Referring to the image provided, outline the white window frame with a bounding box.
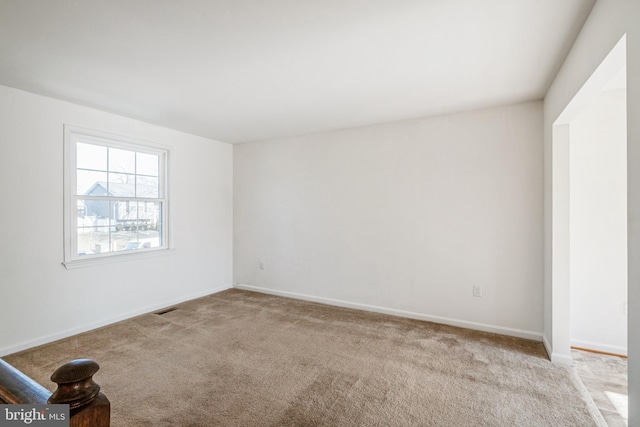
[63,125,170,269]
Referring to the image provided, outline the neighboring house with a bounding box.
[82,181,159,230]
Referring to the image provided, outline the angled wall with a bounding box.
[543,0,640,423]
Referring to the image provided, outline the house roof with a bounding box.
[85,182,158,198]
[0,0,595,143]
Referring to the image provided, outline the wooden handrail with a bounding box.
[0,358,110,427]
[0,358,50,404]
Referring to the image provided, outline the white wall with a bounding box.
[570,88,627,355]
[0,85,233,356]
[543,0,640,423]
[235,101,544,338]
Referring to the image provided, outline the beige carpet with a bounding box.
[5,289,597,426]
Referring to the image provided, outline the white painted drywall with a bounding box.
[543,0,640,423]
[548,123,572,365]
[234,101,544,337]
[0,85,233,356]
[570,88,627,355]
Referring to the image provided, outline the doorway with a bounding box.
[569,65,627,356]
[552,33,627,362]
[552,33,628,423]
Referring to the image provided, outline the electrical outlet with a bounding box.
[473,285,483,297]
[259,261,265,270]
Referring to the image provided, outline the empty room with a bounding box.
[0,1,638,426]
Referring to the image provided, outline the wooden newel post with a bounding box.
[48,359,110,427]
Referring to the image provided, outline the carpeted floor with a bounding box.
[5,289,598,426]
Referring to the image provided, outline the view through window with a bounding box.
[64,126,168,264]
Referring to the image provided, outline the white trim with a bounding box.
[63,124,172,153]
[571,339,628,357]
[550,34,628,371]
[554,35,627,125]
[542,334,552,359]
[544,331,573,366]
[0,284,232,357]
[550,352,574,366]
[234,284,543,342]
[541,335,581,367]
[542,334,574,366]
[62,247,174,269]
[63,124,171,265]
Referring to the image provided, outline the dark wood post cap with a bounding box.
[48,359,101,409]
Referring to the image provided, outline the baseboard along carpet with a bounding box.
[4,289,598,426]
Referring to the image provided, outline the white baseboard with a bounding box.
[542,335,553,360]
[541,335,576,366]
[571,339,627,356]
[234,284,543,342]
[542,334,573,366]
[550,352,574,366]
[0,284,232,357]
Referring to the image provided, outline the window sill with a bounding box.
[62,247,174,269]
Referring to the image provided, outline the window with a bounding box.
[64,125,169,267]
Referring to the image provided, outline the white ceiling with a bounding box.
[0,0,595,143]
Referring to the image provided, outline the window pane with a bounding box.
[139,201,161,231]
[77,143,107,171]
[108,174,135,196]
[77,226,110,256]
[65,126,169,263]
[79,199,110,221]
[77,170,107,195]
[137,152,159,176]
[112,227,138,252]
[114,200,138,229]
[109,147,135,173]
[136,176,159,198]
[112,201,162,252]
[76,199,111,255]
[154,202,163,238]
